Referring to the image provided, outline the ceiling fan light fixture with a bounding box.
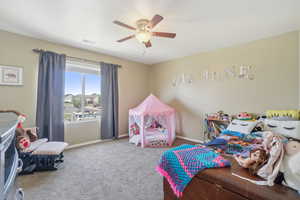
[135,31,152,43]
[114,14,176,47]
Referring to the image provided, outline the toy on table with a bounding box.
[234,148,268,175]
[204,111,231,141]
[206,110,230,121]
[266,110,300,120]
[237,112,253,120]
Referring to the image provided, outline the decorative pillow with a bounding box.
[226,119,258,135]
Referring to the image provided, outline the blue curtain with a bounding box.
[100,62,119,139]
[36,51,66,141]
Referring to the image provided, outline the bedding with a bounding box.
[156,144,230,197]
[205,131,264,155]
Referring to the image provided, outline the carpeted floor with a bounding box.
[18,138,189,200]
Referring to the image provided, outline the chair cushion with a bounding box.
[24,138,48,153]
[32,142,68,155]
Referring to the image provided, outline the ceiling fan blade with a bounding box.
[152,32,176,38]
[113,20,136,30]
[117,35,135,42]
[144,41,152,48]
[148,15,164,28]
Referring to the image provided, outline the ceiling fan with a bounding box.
[113,14,176,48]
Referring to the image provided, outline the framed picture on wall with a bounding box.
[0,65,23,86]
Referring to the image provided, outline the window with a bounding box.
[64,61,101,122]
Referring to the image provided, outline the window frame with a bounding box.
[64,60,101,122]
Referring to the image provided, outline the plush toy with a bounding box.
[18,137,30,149]
[0,110,38,150]
[130,123,140,135]
[149,120,162,129]
[234,148,268,175]
[24,127,38,142]
[237,112,252,120]
[15,127,39,150]
[280,140,300,193]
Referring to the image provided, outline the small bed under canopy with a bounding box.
[129,94,176,147]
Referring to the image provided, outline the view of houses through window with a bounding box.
[64,63,101,122]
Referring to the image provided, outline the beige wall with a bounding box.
[299,31,300,108]
[0,30,150,140]
[150,31,299,141]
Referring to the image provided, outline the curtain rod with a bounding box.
[32,49,121,68]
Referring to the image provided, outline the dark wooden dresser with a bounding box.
[164,156,300,200]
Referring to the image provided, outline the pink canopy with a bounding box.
[129,94,175,116]
[129,94,176,148]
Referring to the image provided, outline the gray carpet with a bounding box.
[18,139,174,200]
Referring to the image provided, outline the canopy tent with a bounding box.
[129,94,176,147]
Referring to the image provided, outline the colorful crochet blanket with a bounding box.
[156,144,231,197]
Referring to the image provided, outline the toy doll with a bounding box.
[234,148,268,175]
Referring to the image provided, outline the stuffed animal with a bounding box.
[15,127,38,150]
[24,127,38,142]
[234,148,268,175]
[237,112,252,120]
[280,140,300,193]
[130,123,140,135]
[18,137,30,149]
[0,110,38,150]
[149,120,162,129]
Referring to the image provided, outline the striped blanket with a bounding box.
[156,144,231,197]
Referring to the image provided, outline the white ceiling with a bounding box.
[0,0,299,65]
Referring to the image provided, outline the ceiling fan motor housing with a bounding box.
[136,19,150,31]
[114,14,175,47]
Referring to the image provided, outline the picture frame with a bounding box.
[0,65,23,86]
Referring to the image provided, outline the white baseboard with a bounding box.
[66,135,201,150]
[66,139,103,150]
[66,134,128,150]
[118,134,128,139]
[176,135,204,144]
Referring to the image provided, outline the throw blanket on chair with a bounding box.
[156,144,231,197]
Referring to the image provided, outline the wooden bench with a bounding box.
[163,156,300,200]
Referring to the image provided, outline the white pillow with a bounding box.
[226,119,258,134]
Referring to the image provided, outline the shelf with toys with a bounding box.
[204,111,256,142]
